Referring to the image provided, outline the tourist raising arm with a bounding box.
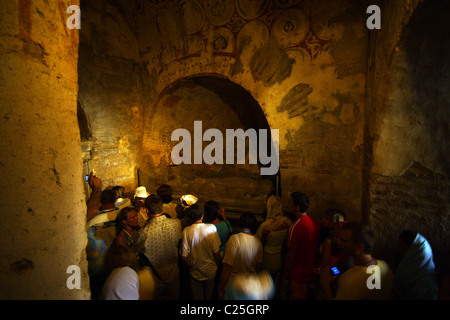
[86,172,103,223]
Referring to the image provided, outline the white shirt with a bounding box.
[182,223,221,281]
[222,232,263,278]
[100,267,139,300]
[86,208,118,229]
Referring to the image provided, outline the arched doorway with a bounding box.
[139,75,280,219]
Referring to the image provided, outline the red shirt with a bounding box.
[286,214,319,282]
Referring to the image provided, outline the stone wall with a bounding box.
[77,0,372,221]
[78,0,449,272]
[0,0,448,300]
[0,0,90,299]
[77,0,145,192]
[365,0,450,274]
[139,76,274,214]
[132,0,370,219]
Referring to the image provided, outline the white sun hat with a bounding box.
[134,186,150,199]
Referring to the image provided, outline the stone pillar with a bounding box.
[0,0,90,299]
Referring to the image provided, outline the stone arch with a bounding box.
[139,74,280,216]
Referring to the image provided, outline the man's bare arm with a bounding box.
[86,172,102,222]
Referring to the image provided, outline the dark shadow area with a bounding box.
[403,0,450,175]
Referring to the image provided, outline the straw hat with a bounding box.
[134,186,149,199]
[115,198,132,210]
[180,194,198,208]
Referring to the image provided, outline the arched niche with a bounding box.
[139,75,280,216]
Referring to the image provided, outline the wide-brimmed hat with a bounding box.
[180,194,198,208]
[134,186,149,199]
[115,197,132,210]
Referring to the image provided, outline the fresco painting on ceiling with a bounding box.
[148,0,332,68]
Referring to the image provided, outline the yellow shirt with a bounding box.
[137,267,155,300]
[138,208,149,228]
[162,202,178,219]
[335,260,394,300]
